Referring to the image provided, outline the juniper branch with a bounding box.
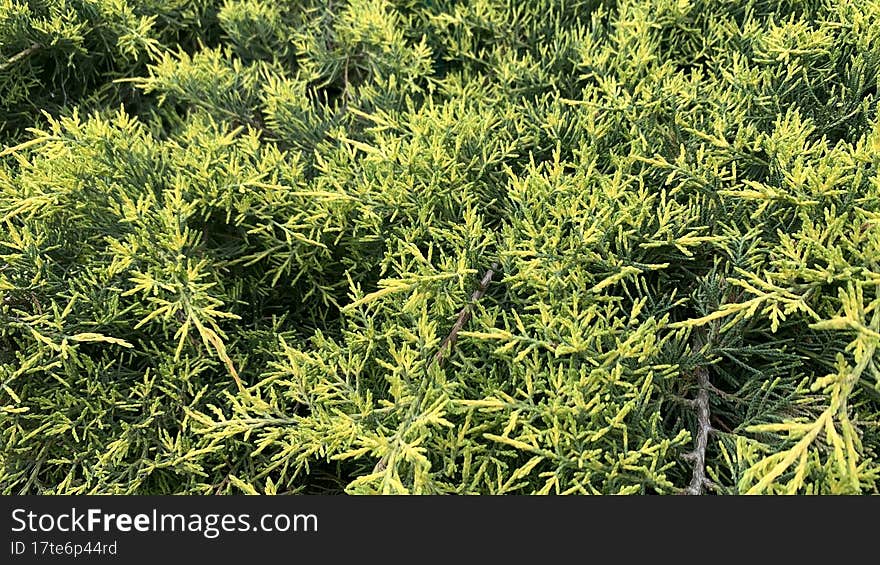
[683,365,714,495]
[5,0,877,497]
[432,262,500,367]
[682,324,716,495]
[372,261,500,476]
[0,43,40,72]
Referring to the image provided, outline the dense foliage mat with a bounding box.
[2,0,880,494]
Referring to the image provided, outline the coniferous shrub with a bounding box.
[1,0,880,494]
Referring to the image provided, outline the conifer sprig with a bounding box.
[433,262,500,367]
[2,0,880,495]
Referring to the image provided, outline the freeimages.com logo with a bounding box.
[10,508,317,539]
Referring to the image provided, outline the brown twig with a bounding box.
[341,57,352,105]
[711,414,733,434]
[682,365,714,495]
[0,43,41,72]
[432,262,500,367]
[213,458,241,495]
[213,474,231,495]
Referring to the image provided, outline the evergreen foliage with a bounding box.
[2,0,880,494]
